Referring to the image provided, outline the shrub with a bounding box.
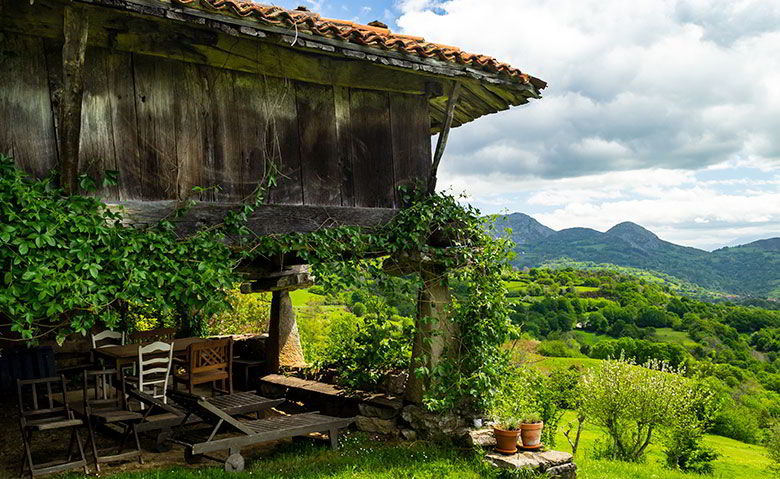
[662,380,721,473]
[319,311,413,390]
[537,339,582,358]
[711,406,761,444]
[351,302,366,317]
[208,288,270,335]
[580,357,716,463]
[766,423,780,476]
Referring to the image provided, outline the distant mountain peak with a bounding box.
[737,237,780,251]
[606,221,659,239]
[499,213,778,298]
[490,213,554,246]
[605,221,662,251]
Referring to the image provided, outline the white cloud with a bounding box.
[397,0,780,247]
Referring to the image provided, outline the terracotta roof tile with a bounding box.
[172,0,546,90]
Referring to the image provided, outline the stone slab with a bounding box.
[486,449,575,479]
[355,415,399,435]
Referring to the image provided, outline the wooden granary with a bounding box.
[0,0,544,393]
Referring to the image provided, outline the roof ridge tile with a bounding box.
[172,0,546,89]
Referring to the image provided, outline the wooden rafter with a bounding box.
[427,81,461,194]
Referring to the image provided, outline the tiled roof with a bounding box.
[173,0,546,90]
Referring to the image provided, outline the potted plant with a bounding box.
[519,412,544,449]
[492,417,521,454]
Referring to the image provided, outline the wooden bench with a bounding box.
[167,389,354,472]
[128,388,284,451]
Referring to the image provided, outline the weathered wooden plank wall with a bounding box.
[350,90,396,208]
[0,34,58,178]
[0,34,431,209]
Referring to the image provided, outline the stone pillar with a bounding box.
[405,265,457,404]
[266,289,306,374]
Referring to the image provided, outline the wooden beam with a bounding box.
[58,6,88,194]
[0,0,437,96]
[427,81,461,194]
[406,264,455,404]
[242,266,314,292]
[108,202,398,237]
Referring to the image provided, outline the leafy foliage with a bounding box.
[767,423,780,476]
[0,155,238,343]
[3,157,515,414]
[208,289,270,335]
[580,357,719,464]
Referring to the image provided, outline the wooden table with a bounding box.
[92,337,206,371]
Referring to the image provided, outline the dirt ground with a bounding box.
[0,394,313,478]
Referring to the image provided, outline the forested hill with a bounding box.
[492,213,780,299]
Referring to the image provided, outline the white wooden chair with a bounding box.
[125,341,173,408]
[91,330,134,375]
[91,330,125,349]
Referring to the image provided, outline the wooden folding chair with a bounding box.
[124,341,174,408]
[82,369,144,472]
[16,376,89,478]
[168,389,353,472]
[173,338,233,396]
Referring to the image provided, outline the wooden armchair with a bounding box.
[16,376,89,478]
[173,338,233,396]
[82,369,144,472]
[129,328,176,343]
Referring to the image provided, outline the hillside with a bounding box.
[494,215,780,299]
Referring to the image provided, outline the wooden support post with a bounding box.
[405,265,456,404]
[266,290,306,374]
[59,6,89,195]
[427,81,461,195]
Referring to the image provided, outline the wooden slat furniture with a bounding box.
[168,390,354,472]
[91,330,125,349]
[92,337,205,372]
[124,341,174,407]
[127,388,284,451]
[16,375,89,478]
[129,328,176,343]
[82,369,144,472]
[173,338,234,395]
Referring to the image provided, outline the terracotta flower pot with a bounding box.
[520,421,544,448]
[493,427,520,454]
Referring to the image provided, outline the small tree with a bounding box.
[767,423,780,477]
[662,378,721,473]
[580,356,709,462]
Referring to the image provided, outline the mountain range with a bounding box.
[492,213,780,299]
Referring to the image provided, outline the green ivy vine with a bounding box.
[1,153,517,414]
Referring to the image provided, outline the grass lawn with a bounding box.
[652,327,698,348]
[76,433,501,479]
[572,330,608,346]
[574,286,600,293]
[554,410,773,479]
[62,415,771,479]
[530,355,602,372]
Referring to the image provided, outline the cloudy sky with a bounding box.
[274,0,780,250]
